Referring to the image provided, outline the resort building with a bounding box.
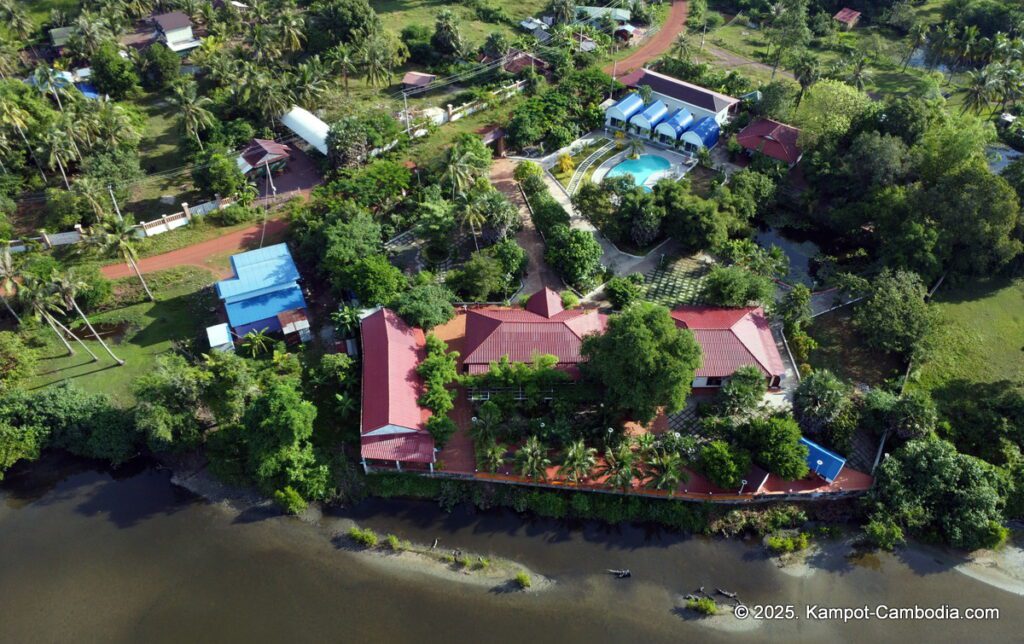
[736,118,802,166]
[669,306,786,390]
[605,68,739,152]
[152,12,201,53]
[461,288,608,377]
[215,243,310,340]
[359,308,436,471]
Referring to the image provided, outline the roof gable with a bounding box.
[525,287,563,317]
[736,119,801,164]
[154,11,192,31]
[671,306,785,378]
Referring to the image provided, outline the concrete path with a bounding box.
[490,159,563,294]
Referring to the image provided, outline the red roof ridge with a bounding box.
[525,287,564,318]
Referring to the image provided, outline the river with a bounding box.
[1,456,1021,643]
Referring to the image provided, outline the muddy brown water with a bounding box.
[1,455,1021,643]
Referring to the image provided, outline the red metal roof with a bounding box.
[736,118,802,165]
[359,308,434,463]
[401,71,436,87]
[240,138,290,169]
[833,7,861,24]
[671,307,785,379]
[462,289,607,373]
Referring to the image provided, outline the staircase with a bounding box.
[567,141,616,195]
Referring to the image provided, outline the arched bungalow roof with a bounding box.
[605,92,645,123]
[681,116,721,148]
[629,99,668,131]
[654,108,694,140]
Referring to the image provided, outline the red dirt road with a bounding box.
[100,218,289,279]
[604,0,689,77]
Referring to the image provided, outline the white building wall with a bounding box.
[651,91,729,125]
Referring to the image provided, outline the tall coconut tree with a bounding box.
[54,270,124,365]
[791,50,820,106]
[960,69,996,114]
[31,65,70,113]
[442,146,476,200]
[0,94,46,181]
[326,43,357,95]
[291,57,329,110]
[558,439,597,483]
[83,216,154,302]
[0,35,23,80]
[275,10,306,53]
[0,130,10,175]
[599,443,638,491]
[18,274,97,360]
[458,197,487,252]
[515,435,551,480]
[38,128,77,190]
[670,33,693,61]
[902,22,930,71]
[168,80,215,151]
[0,247,21,322]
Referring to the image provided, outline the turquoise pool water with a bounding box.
[605,154,671,189]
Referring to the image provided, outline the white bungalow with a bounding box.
[680,116,721,153]
[653,108,694,146]
[604,92,644,130]
[618,68,739,126]
[629,100,668,138]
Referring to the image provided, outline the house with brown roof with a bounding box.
[235,138,290,176]
[461,288,607,377]
[736,118,802,166]
[152,11,201,53]
[359,308,436,472]
[479,49,552,78]
[833,7,861,30]
[401,71,436,91]
[670,306,786,390]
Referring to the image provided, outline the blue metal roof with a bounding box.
[216,243,301,301]
[75,82,101,99]
[224,285,307,328]
[631,100,668,129]
[610,92,645,120]
[800,437,846,483]
[656,108,694,137]
[684,116,721,148]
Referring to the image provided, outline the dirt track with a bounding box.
[100,218,289,279]
[604,0,689,76]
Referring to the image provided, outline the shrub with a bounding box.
[700,440,751,489]
[347,526,379,547]
[604,275,643,309]
[273,486,307,515]
[426,415,457,447]
[385,534,404,551]
[209,204,258,226]
[766,531,810,554]
[863,517,905,551]
[560,290,579,308]
[514,571,532,589]
[687,597,718,615]
[702,265,775,307]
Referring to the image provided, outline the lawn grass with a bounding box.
[24,266,219,406]
[405,95,524,168]
[641,255,712,307]
[553,138,609,187]
[806,307,904,387]
[374,0,549,50]
[913,277,1024,394]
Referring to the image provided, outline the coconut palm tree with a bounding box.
[18,274,97,360]
[960,69,997,114]
[31,65,69,113]
[515,436,551,480]
[38,129,77,190]
[83,216,154,302]
[326,43,357,95]
[275,10,305,53]
[670,33,693,61]
[902,22,930,71]
[168,80,215,151]
[0,94,46,181]
[628,137,645,159]
[248,23,281,64]
[442,146,476,200]
[632,433,656,461]
[558,439,597,483]
[359,31,404,87]
[479,440,507,473]
[94,99,141,149]
[792,51,820,106]
[242,328,272,357]
[0,35,23,80]
[0,130,10,175]
[69,12,111,59]
[599,443,637,491]
[54,270,124,365]
[550,0,576,24]
[458,198,487,252]
[646,451,686,492]
[846,54,872,91]
[0,247,21,322]
[291,57,329,110]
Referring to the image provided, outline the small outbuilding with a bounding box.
[653,108,694,145]
[832,7,861,30]
[205,323,234,352]
[280,105,329,155]
[236,138,290,176]
[401,71,436,91]
[680,116,721,152]
[801,437,846,482]
[153,12,201,53]
[629,99,668,136]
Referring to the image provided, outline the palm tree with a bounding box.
[0,247,21,322]
[632,433,656,461]
[550,0,576,24]
[442,146,476,200]
[960,69,996,114]
[628,137,645,159]
[31,65,69,113]
[599,444,637,491]
[515,436,551,480]
[18,274,97,360]
[242,328,272,357]
[291,57,329,110]
[38,129,77,190]
[479,440,507,473]
[646,451,686,493]
[248,23,281,64]
[326,43,357,95]
[0,130,10,175]
[359,31,404,87]
[903,23,930,72]
[275,10,305,53]
[791,51,820,106]
[0,94,46,181]
[670,33,693,61]
[84,216,154,302]
[0,35,23,80]
[846,54,872,91]
[168,81,214,151]
[94,99,141,149]
[54,270,124,365]
[458,198,487,252]
[558,439,597,483]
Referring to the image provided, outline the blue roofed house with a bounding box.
[800,437,846,483]
[680,116,721,153]
[215,243,311,341]
[653,108,694,145]
[629,99,668,137]
[605,92,645,130]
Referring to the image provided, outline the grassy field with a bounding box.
[405,95,524,167]
[374,0,550,48]
[807,308,904,387]
[913,277,1024,394]
[24,267,219,406]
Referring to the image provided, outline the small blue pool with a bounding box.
[605,154,671,190]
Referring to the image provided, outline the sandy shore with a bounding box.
[673,597,763,632]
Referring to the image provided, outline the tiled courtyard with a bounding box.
[641,255,712,307]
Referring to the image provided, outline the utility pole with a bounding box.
[403,91,411,136]
[108,185,124,222]
[609,60,617,100]
[259,158,276,249]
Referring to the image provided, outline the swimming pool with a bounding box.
[605,154,672,189]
